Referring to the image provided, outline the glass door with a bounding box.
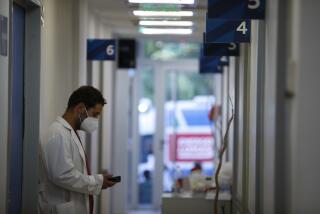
[158,61,216,198]
[132,42,217,211]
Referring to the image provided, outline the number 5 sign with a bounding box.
[87,39,116,61]
[207,0,265,20]
[206,19,251,43]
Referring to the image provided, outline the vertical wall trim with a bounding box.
[153,66,165,209]
[22,3,41,214]
[255,20,266,214]
[130,65,141,209]
[242,44,250,214]
[232,57,240,214]
[111,69,129,214]
[274,0,289,213]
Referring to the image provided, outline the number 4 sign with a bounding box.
[206,19,251,43]
[207,0,265,20]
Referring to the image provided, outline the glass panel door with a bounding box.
[134,59,217,211]
[161,63,216,194]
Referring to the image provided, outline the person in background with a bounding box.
[139,170,152,204]
[191,162,202,173]
[38,86,117,214]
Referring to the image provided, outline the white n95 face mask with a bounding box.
[80,107,99,133]
[80,117,99,133]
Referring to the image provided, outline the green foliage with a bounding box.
[141,67,155,102]
[141,40,214,102]
[144,40,200,60]
[166,72,214,101]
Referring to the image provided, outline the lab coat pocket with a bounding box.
[55,201,76,214]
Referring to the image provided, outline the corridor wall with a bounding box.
[287,0,320,213]
[230,0,320,213]
[232,0,287,213]
[39,0,86,137]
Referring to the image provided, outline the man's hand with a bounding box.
[102,173,117,189]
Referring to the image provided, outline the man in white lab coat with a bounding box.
[38,86,117,214]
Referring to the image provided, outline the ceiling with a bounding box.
[88,0,208,42]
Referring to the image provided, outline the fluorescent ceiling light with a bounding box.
[133,10,193,17]
[139,20,193,27]
[129,0,195,4]
[140,27,193,35]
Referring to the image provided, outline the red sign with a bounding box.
[169,134,214,162]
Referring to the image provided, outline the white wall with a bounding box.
[289,0,320,213]
[40,0,86,137]
[0,0,9,213]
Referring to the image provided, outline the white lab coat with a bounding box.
[38,117,103,214]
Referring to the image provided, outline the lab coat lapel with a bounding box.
[56,117,87,173]
[71,131,87,172]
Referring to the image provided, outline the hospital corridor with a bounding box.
[0,0,320,214]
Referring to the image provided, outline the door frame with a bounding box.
[7,0,41,213]
[8,3,25,214]
[131,59,199,209]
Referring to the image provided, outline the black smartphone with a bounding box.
[108,176,121,183]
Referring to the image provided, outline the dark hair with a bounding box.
[67,86,106,110]
[143,170,151,180]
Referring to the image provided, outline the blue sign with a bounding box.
[206,18,251,43]
[207,0,265,20]
[200,56,224,74]
[219,56,230,66]
[203,38,240,56]
[87,39,116,61]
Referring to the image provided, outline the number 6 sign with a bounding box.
[87,39,116,61]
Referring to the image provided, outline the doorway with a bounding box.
[8,1,41,213]
[133,58,216,210]
[8,3,25,214]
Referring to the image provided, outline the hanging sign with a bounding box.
[219,56,230,66]
[87,39,116,61]
[207,0,265,20]
[206,18,251,43]
[203,38,240,56]
[199,55,224,74]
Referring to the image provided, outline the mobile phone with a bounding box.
[108,176,121,183]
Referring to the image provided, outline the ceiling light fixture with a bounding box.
[133,10,194,17]
[140,27,193,35]
[129,0,195,4]
[139,20,193,27]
